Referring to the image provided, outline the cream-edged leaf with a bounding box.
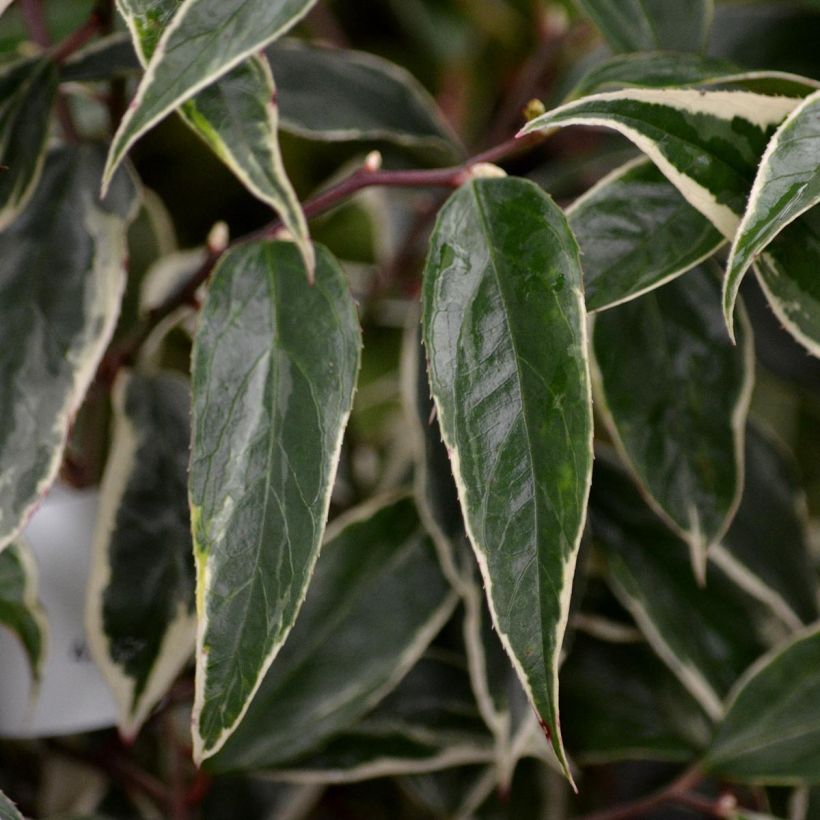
[190,241,361,763]
[104,0,319,187]
[422,177,593,786]
[0,145,139,553]
[724,90,820,336]
[86,370,195,740]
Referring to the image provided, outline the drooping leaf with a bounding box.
[86,370,195,740]
[190,241,361,763]
[590,450,770,720]
[591,263,754,577]
[568,52,819,100]
[724,90,820,335]
[576,0,713,53]
[705,626,820,784]
[263,650,494,783]
[566,157,724,311]
[0,58,58,230]
[521,89,799,238]
[711,425,818,630]
[206,495,458,773]
[422,176,593,784]
[0,145,138,553]
[60,32,141,82]
[0,791,23,820]
[560,634,712,764]
[0,540,47,685]
[118,1,312,276]
[266,40,458,157]
[104,0,319,186]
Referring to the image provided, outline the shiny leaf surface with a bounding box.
[567,158,724,311]
[592,264,754,576]
[422,176,593,783]
[0,58,57,230]
[706,626,820,783]
[521,89,799,238]
[190,241,360,762]
[576,0,713,53]
[724,90,820,336]
[0,540,47,685]
[0,791,23,820]
[0,145,138,553]
[207,496,458,773]
[266,40,458,156]
[105,0,319,186]
[86,370,195,739]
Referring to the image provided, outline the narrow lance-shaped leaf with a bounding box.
[576,0,713,53]
[591,264,754,578]
[206,495,458,774]
[711,424,818,630]
[566,157,724,311]
[567,52,819,100]
[724,90,820,337]
[521,89,799,238]
[0,58,58,230]
[705,625,820,784]
[0,790,23,820]
[0,145,139,553]
[590,451,770,720]
[104,0,319,188]
[60,32,141,82]
[190,241,361,763]
[422,176,593,785]
[118,1,312,277]
[86,370,195,740]
[266,40,459,157]
[0,541,47,686]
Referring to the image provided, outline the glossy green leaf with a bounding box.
[206,495,458,773]
[706,625,820,784]
[422,176,593,784]
[266,40,458,156]
[590,451,770,720]
[521,89,799,238]
[0,145,138,554]
[561,634,711,764]
[576,0,713,53]
[60,32,141,82]
[118,1,312,276]
[724,90,820,337]
[86,370,195,740]
[592,263,754,577]
[0,540,47,685]
[568,53,819,100]
[190,241,361,763]
[265,650,494,783]
[0,58,58,230]
[567,157,724,311]
[104,0,319,187]
[0,791,23,820]
[711,425,818,630]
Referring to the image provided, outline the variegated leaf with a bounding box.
[0,790,23,820]
[521,88,799,238]
[86,370,195,740]
[0,145,138,553]
[567,157,724,311]
[0,540,47,685]
[190,241,360,763]
[724,90,820,336]
[206,495,458,773]
[118,1,312,276]
[591,263,754,577]
[0,58,58,230]
[422,176,593,785]
[105,0,319,187]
